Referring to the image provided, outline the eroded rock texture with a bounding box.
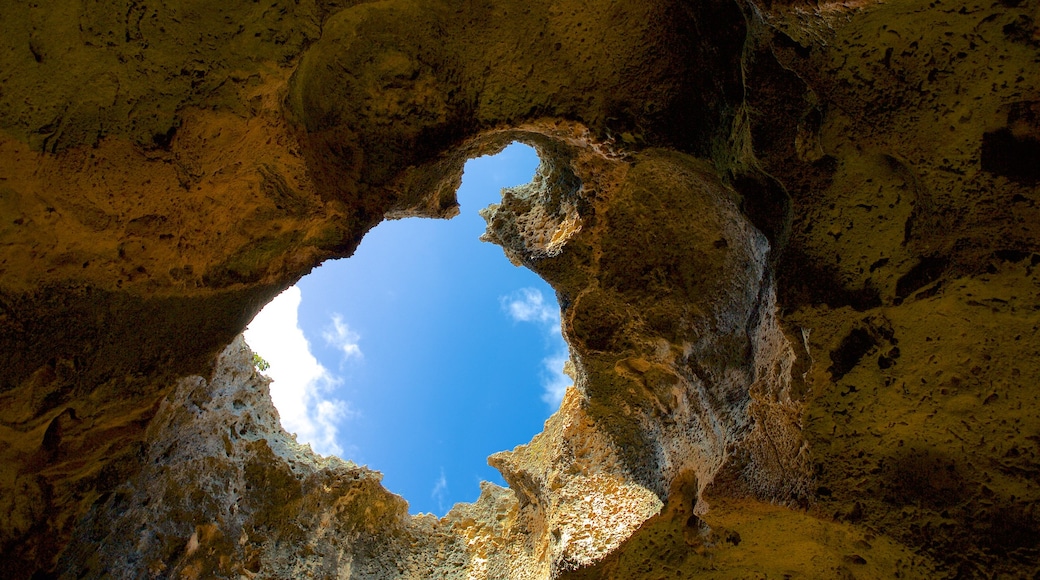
[1,0,1038,577]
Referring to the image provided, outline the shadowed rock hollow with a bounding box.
[0,0,1038,577]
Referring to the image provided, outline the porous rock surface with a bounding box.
[0,0,1038,577]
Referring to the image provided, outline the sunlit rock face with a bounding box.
[1,0,1038,577]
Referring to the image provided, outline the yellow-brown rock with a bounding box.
[0,0,1037,577]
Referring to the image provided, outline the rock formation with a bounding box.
[0,0,1037,577]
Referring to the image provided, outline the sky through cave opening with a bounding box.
[243,143,569,516]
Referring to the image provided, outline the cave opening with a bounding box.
[243,142,569,515]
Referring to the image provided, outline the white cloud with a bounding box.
[502,287,557,324]
[431,468,448,514]
[323,314,363,362]
[541,351,571,408]
[501,287,572,409]
[243,286,354,457]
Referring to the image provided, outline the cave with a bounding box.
[241,142,565,516]
[1,0,1038,578]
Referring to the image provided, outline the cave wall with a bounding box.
[751,0,1040,575]
[0,0,1038,577]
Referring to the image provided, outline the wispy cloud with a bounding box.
[541,351,572,408]
[244,286,355,457]
[323,314,362,362]
[501,287,572,409]
[431,468,448,514]
[503,287,557,324]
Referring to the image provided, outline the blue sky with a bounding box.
[243,143,569,515]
